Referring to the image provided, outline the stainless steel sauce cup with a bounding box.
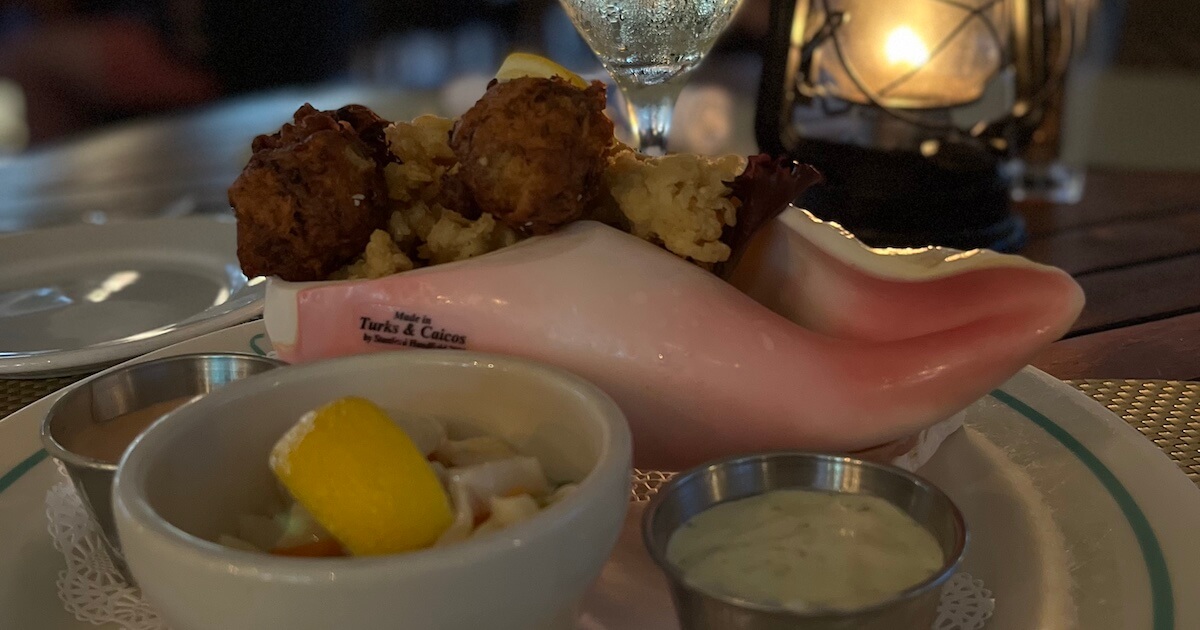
[40,352,285,582]
[642,452,967,630]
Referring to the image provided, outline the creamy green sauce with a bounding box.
[665,489,944,611]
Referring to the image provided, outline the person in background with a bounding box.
[0,0,364,147]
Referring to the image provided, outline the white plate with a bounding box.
[1,321,1198,629]
[0,217,263,377]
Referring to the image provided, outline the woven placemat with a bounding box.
[0,375,89,419]
[1069,379,1200,484]
[4,376,1198,484]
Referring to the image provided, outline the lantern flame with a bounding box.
[884,26,930,68]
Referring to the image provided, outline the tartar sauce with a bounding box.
[665,489,944,611]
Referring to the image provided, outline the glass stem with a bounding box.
[620,80,683,156]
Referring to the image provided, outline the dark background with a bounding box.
[0,0,1188,149]
[0,0,767,147]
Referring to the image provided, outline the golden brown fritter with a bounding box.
[229,104,392,282]
[449,77,614,234]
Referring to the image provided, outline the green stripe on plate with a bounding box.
[0,449,47,495]
[991,389,1174,630]
[248,333,269,357]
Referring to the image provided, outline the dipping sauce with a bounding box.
[665,489,944,611]
[63,396,196,462]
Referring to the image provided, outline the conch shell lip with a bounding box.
[775,206,1070,282]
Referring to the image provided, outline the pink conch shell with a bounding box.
[264,208,1084,470]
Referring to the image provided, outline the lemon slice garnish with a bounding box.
[495,52,588,89]
[269,396,453,556]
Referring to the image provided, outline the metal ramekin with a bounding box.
[40,352,285,582]
[642,451,967,630]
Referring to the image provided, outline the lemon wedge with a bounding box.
[495,52,588,89]
[269,396,453,556]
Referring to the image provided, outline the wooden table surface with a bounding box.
[0,82,1196,382]
[1019,170,1200,381]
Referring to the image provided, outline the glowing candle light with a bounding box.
[884,26,930,68]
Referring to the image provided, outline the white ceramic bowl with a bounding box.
[112,351,632,630]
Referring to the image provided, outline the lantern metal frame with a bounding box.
[757,0,1087,157]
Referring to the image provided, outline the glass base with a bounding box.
[1007,160,1087,205]
[617,78,683,155]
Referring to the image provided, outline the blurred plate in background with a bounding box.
[0,216,262,377]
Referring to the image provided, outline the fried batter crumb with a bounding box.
[421,210,519,265]
[331,229,416,280]
[605,149,746,264]
[383,115,458,205]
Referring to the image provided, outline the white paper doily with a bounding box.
[45,482,165,630]
[45,470,994,630]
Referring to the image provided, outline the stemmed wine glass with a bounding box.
[559,0,744,155]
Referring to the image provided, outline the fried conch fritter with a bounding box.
[449,77,614,235]
[229,104,393,282]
